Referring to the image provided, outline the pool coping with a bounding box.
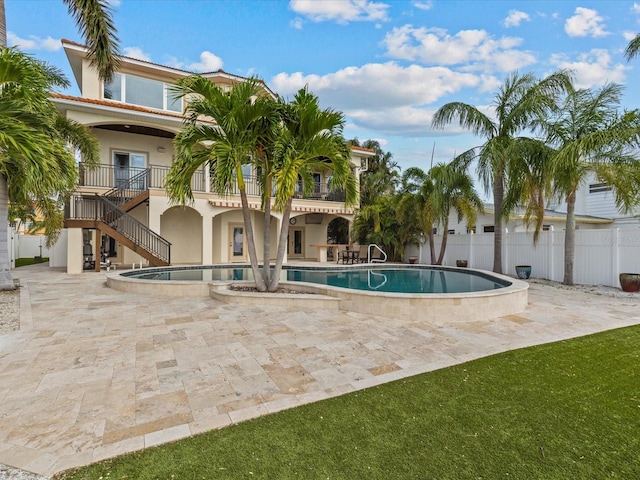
[106,265,529,322]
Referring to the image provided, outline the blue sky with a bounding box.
[8,0,640,181]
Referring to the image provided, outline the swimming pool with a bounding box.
[109,264,529,322]
[122,265,510,294]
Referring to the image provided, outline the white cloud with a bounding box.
[381,25,536,73]
[187,51,224,72]
[289,0,389,24]
[623,31,637,42]
[632,3,640,14]
[105,0,121,7]
[564,7,609,38]
[271,62,484,135]
[290,17,304,29]
[122,46,151,62]
[413,1,433,11]
[550,49,628,88]
[503,10,530,28]
[7,32,60,51]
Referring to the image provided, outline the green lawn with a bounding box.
[57,325,640,480]
[15,257,48,267]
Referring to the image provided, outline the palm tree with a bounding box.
[625,33,640,62]
[432,70,571,273]
[428,163,484,264]
[539,83,640,285]
[268,87,356,290]
[398,164,483,265]
[0,0,119,289]
[0,0,120,80]
[166,76,277,291]
[0,48,99,289]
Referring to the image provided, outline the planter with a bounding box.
[515,265,531,280]
[619,273,640,292]
[456,260,468,268]
[408,256,418,264]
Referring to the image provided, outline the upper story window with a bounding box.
[589,183,612,194]
[104,73,182,113]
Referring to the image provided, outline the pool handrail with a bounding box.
[368,244,387,263]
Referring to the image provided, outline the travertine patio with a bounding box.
[0,263,639,476]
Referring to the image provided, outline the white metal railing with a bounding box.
[368,243,387,263]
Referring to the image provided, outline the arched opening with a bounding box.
[161,206,202,264]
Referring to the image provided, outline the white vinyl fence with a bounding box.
[406,227,640,288]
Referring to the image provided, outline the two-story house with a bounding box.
[55,40,373,273]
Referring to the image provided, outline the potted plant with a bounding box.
[408,256,418,264]
[456,260,468,268]
[619,273,640,292]
[515,265,531,280]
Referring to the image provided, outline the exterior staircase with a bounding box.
[65,168,171,268]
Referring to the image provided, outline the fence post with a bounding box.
[503,228,509,274]
[548,226,554,281]
[611,227,619,287]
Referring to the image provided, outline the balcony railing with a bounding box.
[77,163,346,202]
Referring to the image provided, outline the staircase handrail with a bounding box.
[103,168,150,207]
[69,194,171,264]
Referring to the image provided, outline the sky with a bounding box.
[8,0,640,185]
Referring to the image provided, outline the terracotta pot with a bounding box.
[619,273,640,292]
[515,265,531,280]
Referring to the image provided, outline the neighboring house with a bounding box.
[54,40,373,273]
[446,172,640,235]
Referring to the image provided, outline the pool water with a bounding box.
[123,265,510,294]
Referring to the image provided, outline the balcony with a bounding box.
[77,163,346,202]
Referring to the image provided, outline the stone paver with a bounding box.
[0,264,639,476]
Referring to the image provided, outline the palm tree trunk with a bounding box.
[563,189,577,285]
[0,0,6,47]
[0,174,15,290]
[493,170,504,274]
[428,226,436,264]
[262,176,273,286]
[436,219,449,265]
[268,197,293,292]
[239,188,267,291]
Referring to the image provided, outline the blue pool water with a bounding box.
[122,265,510,294]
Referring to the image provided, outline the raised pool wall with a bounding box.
[106,267,529,322]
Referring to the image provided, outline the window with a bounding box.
[483,225,495,233]
[104,73,182,112]
[448,229,455,235]
[589,183,612,193]
[542,224,551,231]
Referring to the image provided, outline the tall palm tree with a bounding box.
[0,48,99,289]
[0,0,120,80]
[432,70,571,273]
[268,87,356,290]
[166,76,277,291]
[539,83,640,285]
[0,0,119,289]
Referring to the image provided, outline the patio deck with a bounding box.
[0,263,639,477]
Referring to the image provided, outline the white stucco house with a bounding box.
[52,40,373,273]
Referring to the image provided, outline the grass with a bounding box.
[15,257,48,267]
[57,325,640,479]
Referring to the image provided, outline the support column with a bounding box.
[67,228,83,274]
[202,214,213,265]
